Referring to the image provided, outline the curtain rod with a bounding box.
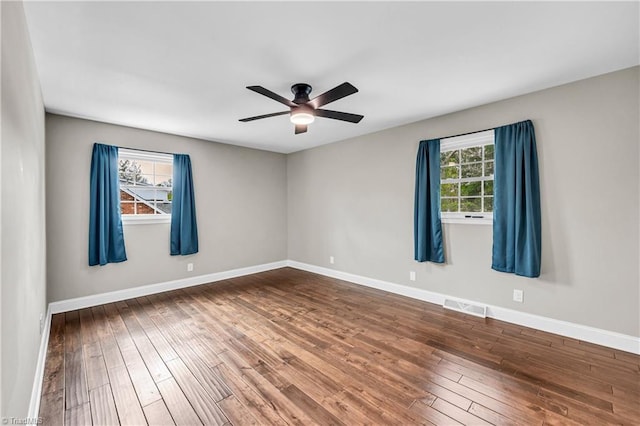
[438,126,496,141]
[116,145,175,156]
[431,119,531,141]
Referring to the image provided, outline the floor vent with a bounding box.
[443,298,487,318]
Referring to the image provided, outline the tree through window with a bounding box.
[439,130,494,222]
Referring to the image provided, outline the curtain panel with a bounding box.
[170,154,199,255]
[89,143,127,266]
[414,139,445,263]
[492,120,542,278]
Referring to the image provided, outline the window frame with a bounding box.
[440,130,494,226]
[118,148,173,225]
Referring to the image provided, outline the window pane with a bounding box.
[441,198,459,212]
[484,180,493,196]
[156,176,172,187]
[461,197,482,212]
[461,181,481,197]
[485,196,493,212]
[438,142,494,216]
[121,202,134,215]
[441,165,459,180]
[461,147,482,163]
[441,183,458,197]
[461,163,482,178]
[135,160,155,174]
[440,150,459,166]
[119,160,153,184]
[135,203,155,215]
[120,190,134,201]
[137,174,154,185]
[119,160,140,184]
[119,154,173,218]
[484,145,494,160]
[156,202,172,215]
[155,162,173,176]
[155,188,172,203]
[484,161,494,176]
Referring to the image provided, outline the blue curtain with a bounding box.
[414,139,444,263]
[89,143,127,266]
[492,120,541,277]
[171,154,199,255]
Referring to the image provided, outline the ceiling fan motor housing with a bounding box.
[291,83,313,104]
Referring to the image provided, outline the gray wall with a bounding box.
[46,115,287,302]
[288,67,640,337]
[1,1,47,417]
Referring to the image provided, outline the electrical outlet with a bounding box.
[329,256,334,264]
[409,271,416,281]
[187,263,194,272]
[513,289,524,303]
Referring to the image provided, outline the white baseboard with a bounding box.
[49,260,287,314]
[28,304,52,419]
[286,260,640,355]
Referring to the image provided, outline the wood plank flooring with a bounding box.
[39,267,640,425]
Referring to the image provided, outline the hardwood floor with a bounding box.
[39,267,640,425]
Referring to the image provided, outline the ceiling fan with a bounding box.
[239,82,363,134]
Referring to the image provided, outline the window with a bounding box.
[118,149,173,223]
[440,130,494,224]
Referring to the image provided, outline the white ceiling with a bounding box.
[23,1,639,153]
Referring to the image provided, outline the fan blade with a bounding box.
[247,86,296,107]
[239,111,289,122]
[309,82,358,108]
[315,109,364,123]
[295,124,307,134]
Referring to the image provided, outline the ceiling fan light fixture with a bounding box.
[290,110,315,125]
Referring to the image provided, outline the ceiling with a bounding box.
[23,1,639,154]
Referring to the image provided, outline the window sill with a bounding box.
[122,216,171,225]
[442,216,493,226]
